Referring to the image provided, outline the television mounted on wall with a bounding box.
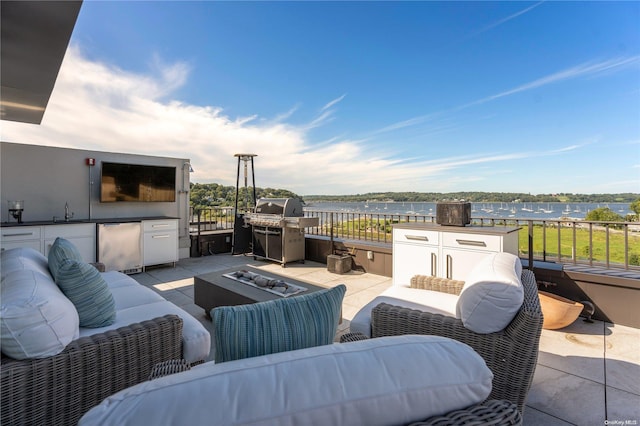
[100,162,176,202]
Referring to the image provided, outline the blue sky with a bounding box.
[3,1,639,195]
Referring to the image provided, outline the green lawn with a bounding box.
[517,225,640,266]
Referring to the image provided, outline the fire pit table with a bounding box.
[194,266,326,318]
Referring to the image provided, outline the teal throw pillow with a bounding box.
[48,237,84,280]
[212,284,346,363]
[55,259,116,328]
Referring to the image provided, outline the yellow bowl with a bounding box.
[538,291,584,330]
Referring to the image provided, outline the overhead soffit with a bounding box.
[1,1,82,124]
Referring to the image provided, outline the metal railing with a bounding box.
[189,207,639,271]
[303,210,639,271]
[188,207,236,233]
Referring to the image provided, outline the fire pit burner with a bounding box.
[223,270,308,297]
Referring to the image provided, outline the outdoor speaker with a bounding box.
[436,202,471,226]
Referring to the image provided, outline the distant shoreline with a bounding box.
[303,192,639,204]
[305,201,635,221]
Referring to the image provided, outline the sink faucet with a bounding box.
[64,202,74,222]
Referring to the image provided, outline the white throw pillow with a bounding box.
[456,252,524,334]
[1,247,50,280]
[80,335,493,426]
[1,269,79,359]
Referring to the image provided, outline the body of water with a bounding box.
[305,201,634,221]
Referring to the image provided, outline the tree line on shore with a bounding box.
[190,183,637,206]
[303,192,639,204]
[190,183,639,221]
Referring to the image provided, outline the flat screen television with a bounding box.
[100,162,176,202]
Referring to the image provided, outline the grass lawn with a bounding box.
[517,225,638,266]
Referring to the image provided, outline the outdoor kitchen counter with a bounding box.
[1,216,179,227]
[392,223,521,235]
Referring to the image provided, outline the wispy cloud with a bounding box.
[474,1,545,36]
[320,94,346,112]
[460,56,640,109]
[376,55,640,135]
[304,109,335,130]
[372,113,436,134]
[272,104,300,123]
[149,53,191,98]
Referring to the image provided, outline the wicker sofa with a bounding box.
[343,265,543,415]
[0,246,211,426]
[1,315,183,426]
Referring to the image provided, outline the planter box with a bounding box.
[327,254,352,274]
[436,202,471,226]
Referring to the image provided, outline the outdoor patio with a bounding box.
[134,254,639,425]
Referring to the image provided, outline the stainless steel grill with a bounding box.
[243,198,319,266]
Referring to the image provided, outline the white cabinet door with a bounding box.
[1,227,42,253]
[393,243,439,286]
[1,239,42,253]
[441,248,493,281]
[44,223,96,262]
[142,220,178,267]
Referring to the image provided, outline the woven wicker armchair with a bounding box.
[342,269,542,415]
[1,314,183,426]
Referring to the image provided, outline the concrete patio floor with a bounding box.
[133,253,640,425]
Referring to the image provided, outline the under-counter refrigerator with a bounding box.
[97,222,143,274]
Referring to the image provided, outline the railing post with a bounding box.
[196,209,202,256]
[557,222,562,263]
[542,220,547,262]
[589,223,593,267]
[329,213,334,255]
[624,224,629,270]
[528,221,534,271]
[572,222,577,264]
[606,223,610,269]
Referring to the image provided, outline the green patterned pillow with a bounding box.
[212,284,346,363]
[48,237,84,280]
[55,259,116,328]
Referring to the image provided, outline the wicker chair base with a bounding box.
[1,315,183,426]
[411,399,522,426]
[149,359,192,380]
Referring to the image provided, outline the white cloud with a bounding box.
[0,46,589,195]
[474,1,545,36]
[320,94,346,112]
[271,104,300,123]
[378,56,640,135]
[461,56,640,109]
